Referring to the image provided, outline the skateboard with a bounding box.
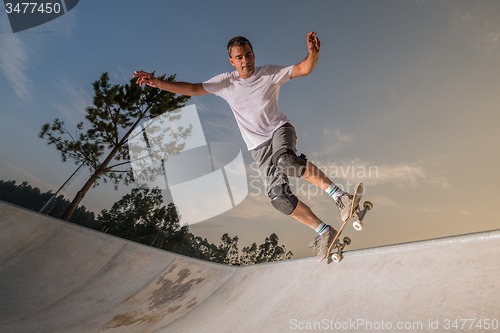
[326,183,373,263]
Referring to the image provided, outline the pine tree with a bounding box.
[39,72,190,221]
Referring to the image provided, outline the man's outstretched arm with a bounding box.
[133,71,210,96]
[290,31,321,79]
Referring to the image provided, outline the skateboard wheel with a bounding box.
[353,221,363,231]
[343,236,351,245]
[363,201,373,210]
[331,253,343,263]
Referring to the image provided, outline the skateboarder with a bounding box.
[134,32,355,262]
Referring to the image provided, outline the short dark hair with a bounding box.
[227,36,253,58]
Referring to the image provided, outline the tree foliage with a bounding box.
[0,180,98,228]
[97,186,293,266]
[1,179,294,266]
[98,187,191,254]
[240,233,294,265]
[39,72,190,221]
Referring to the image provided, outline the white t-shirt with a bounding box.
[202,64,294,150]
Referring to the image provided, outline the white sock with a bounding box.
[315,222,330,235]
[325,183,346,201]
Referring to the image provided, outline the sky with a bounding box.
[1,0,499,259]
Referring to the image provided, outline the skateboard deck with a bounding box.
[325,183,373,263]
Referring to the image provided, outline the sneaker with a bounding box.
[336,193,354,222]
[309,226,339,262]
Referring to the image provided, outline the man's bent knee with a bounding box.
[269,183,298,215]
[273,149,307,178]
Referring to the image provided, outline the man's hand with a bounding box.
[133,71,162,88]
[132,70,209,96]
[290,31,321,79]
[307,31,321,58]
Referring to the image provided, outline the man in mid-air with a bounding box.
[134,32,355,262]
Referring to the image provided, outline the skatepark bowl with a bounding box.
[1,200,500,333]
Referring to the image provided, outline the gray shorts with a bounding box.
[251,122,298,197]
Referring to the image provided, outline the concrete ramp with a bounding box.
[1,201,499,333]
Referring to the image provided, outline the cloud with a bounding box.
[307,126,353,159]
[423,207,474,216]
[110,65,135,84]
[370,196,402,209]
[0,8,78,100]
[369,163,449,188]
[305,157,450,189]
[49,78,92,124]
[448,3,500,56]
[0,15,32,100]
[5,162,59,193]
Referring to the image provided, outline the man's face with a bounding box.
[229,44,255,79]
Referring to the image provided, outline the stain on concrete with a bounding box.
[168,305,181,313]
[106,310,163,329]
[187,298,198,309]
[148,267,204,311]
[165,263,177,274]
[104,266,206,330]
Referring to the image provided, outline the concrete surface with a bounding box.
[1,200,499,333]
